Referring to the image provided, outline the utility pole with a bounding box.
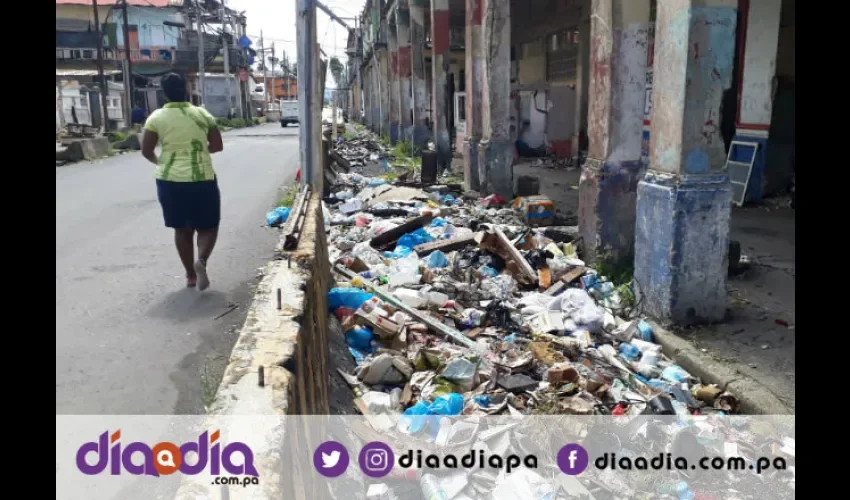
[196,1,206,106]
[220,0,232,118]
[296,0,317,187]
[260,30,268,112]
[270,43,277,109]
[230,10,244,119]
[92,0,110,132]
[284,51,292,101]
[120,0,134,125]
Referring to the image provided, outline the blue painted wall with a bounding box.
[111,6,182,47]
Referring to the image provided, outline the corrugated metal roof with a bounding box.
[56,69,122,77]
[56,0,178,6]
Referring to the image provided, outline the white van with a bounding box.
[280,100,299,127]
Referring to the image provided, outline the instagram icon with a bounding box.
[358,442,395,478]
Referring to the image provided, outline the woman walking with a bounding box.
[141,73,224,290]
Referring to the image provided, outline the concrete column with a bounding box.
[377,49,390,137]
[634,0,738,324]
[572,15,591,156]
[478,0,513,199]
[463,0,484,190]
[430,0,451,170]
[396,5,413,143]
[578,0,650,266]
[372,61,381,131]
[410,0,430,148]
[388,22,401,143]
[362,64,370,128]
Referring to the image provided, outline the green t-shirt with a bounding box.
[143,102,218,182]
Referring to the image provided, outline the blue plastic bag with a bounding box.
[328,288,374,311]
[397,228,434,249]
[348,347,369,365]
[426,250,449,268]
[478,265,499,278]
[368,178,387,186]
[441,194,456,204]
[430,217,447,227]
[265,207,291,226]
[472,395,491,407]
[428,393,464,416]
[345,327,375,352]
[385,245,414,259]
[401,400,431,433]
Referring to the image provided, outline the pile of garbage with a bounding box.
[320,130,794,499]
[325,158,742,421]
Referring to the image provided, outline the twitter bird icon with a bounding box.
[322,450,341,468]
[313,441,350,478]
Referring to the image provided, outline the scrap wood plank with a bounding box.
[328,149,351,172]
[543,266,586,295]
[413,232,477,256]
[492,227,538,284]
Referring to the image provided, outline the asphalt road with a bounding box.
[56,123,301,415]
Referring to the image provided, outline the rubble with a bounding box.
[321,126,792,499]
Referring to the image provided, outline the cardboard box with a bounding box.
[513,196,555,227]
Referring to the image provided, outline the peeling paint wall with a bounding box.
[739,0,781,127]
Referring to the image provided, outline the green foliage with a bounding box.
[276,184,298,208]
[230,118,246,128]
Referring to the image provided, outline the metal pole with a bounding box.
[220,0,232,118]
[270,43,277,108]
[91,0,110,132]
[260,30,267,112]
[331,89,337,142]
[121,0,134,124]
[197,2,206,106]
[231,10,243,119]
[296,0,316,187]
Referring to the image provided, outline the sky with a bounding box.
[227,0,363,88]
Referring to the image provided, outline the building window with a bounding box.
[83,50,94,59]
[546,29,579,82]
[71,49,82,59]
[79,97,88,108]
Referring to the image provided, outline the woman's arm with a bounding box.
[208,127,223,154]
[141,130,159,165]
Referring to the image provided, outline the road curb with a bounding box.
[648,320,793,415]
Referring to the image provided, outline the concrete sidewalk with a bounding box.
[514,161,795,413]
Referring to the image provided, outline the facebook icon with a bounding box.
[557,444,589,475]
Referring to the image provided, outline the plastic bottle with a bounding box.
[420,474,449,500]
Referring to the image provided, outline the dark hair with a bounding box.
[161,73,187,102]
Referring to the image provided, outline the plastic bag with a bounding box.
[265,207,291,226]
[549,288,605,333]
[429,393,464,416]
[345,327,375,352]
[328,288,374,311]
[426,250,450,268]
[400,400,431,434]
[397,228,434,249]
[481,275,516,300]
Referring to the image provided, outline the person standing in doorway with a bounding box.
[141,73,224,290]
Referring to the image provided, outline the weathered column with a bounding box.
[372,61,381,131]
[410,0,430,148]
[396,4,413,143]
[478,0,512,199]
[387,22,401,143]
[377,48,390,137]
[634,0,737,324]
[430,0,451,170]
[362,63,371,128]
[572,14,591,156]
[578,0,650,266]
[463,0,484,190]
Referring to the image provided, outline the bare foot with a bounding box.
[186,273,197,288]
[193,259,210,291]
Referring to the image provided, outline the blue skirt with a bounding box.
[156,178,221,229]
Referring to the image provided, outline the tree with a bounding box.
[329,56,345,108]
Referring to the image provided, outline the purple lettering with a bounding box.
[121,442,158,477]
[179,432,209,475]
[210,442,220,475]
[76,432,108,475]
[222,443,259,477]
